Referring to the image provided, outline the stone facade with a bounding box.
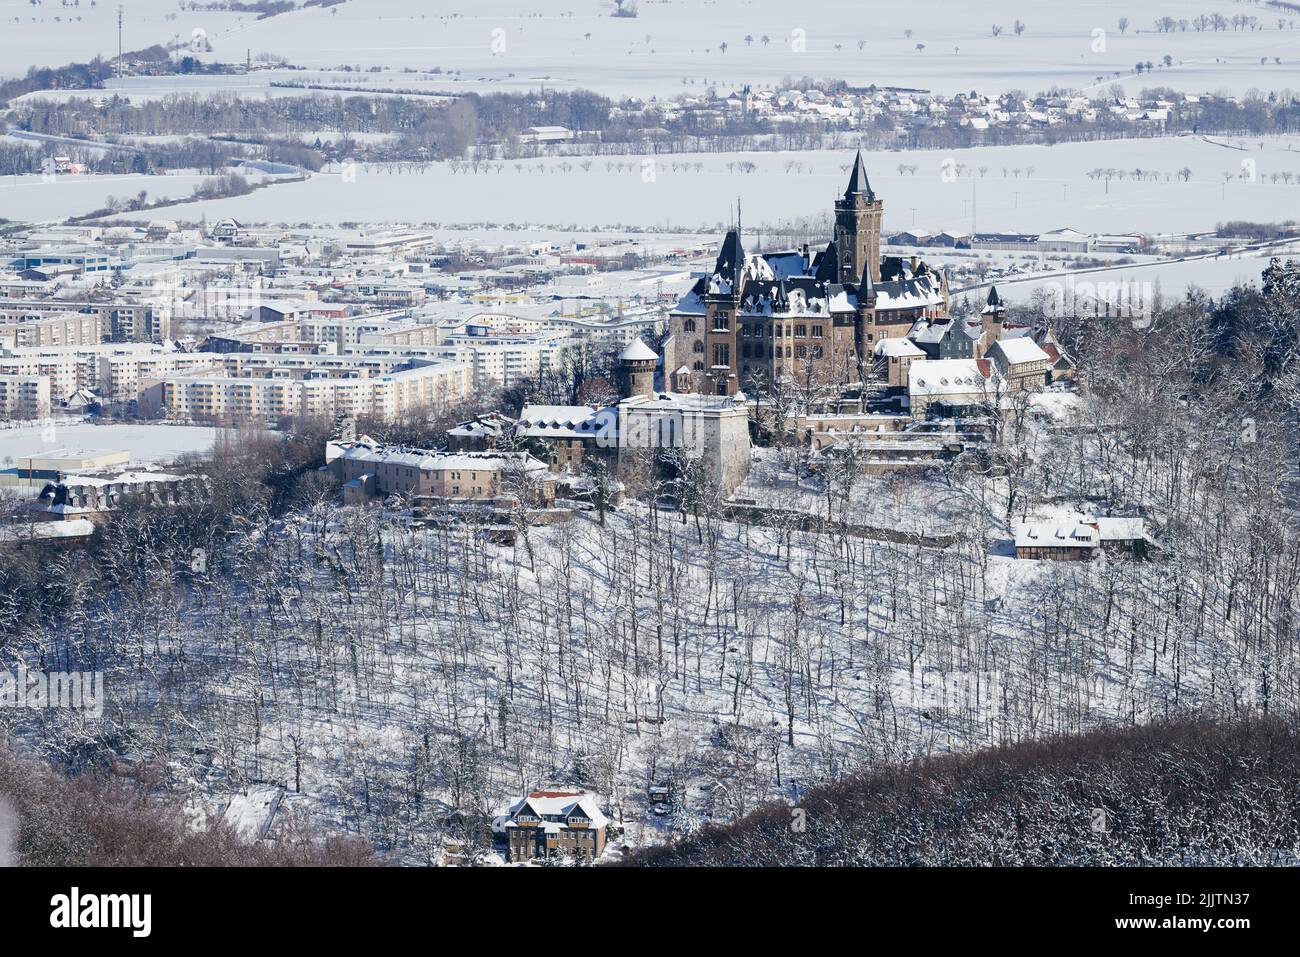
[617,392,752,496]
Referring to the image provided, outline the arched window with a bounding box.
[692,340,704,353]
[683,318,696,332]
[693,360,704,371]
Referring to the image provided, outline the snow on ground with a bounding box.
[90,483,1229,859]
[219,786,284,841]
[0,0,248,80]
[962,243,1300,302]
[108,138,1300,236]
[8,72,458,106]
[737,446,978,536]
[1029,391,1085,423]
[0,422,220,467]
[0,169,278,224]
[91,0,1300,98]
[0,389,1273,861]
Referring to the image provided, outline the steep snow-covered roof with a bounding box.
[671,283,708,316]
[871,273,945,310]
[517,404,616,438]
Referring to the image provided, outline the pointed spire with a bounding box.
[982,284,1004,315]
[845,149,874,199]
[712,228,745,290]
[814,239,839,282]
[774,278,789,310]
[859,259,875,303]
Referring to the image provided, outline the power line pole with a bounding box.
[117,5,123,79]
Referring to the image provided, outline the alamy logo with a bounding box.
[50,887,151,937]
[0,665,103,717]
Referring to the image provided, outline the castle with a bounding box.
[668,151,951,396]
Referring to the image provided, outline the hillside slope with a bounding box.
[624,717,1300,866]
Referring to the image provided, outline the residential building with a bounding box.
[907,358,1002,417]
[1014,521,1099,560]
[502,789,609,863]
[0,373,51,419]
[325,441,553,506]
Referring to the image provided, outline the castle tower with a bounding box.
[703,228,744,396]
[855,259,878,375]
[619,337,659,399]
[835,150,883,286]
[978,285,1006,357]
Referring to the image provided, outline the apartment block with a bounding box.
[0,373,51,419]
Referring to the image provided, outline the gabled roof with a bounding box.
[506,790,610,829]
[990,337,1051,365]
[762,249,811,280]
[908,357,1000,397]
[874,336,925,357]
[910,317,961,344]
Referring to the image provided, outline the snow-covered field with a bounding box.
[0,169,278,223]
[8,72,458,106]
[0,422,220,467]
[0,0,247,80]
[969,243,1300,302]
[103,137,1300,236]
[5,1,1298,97]
[102,0,1300,97]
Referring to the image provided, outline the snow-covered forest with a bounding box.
[626,715,1300,866]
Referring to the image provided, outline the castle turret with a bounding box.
[979,285,1006,356]
[702,228,744,396]
[619,338,659,399]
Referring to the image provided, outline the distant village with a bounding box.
[626,84,1193,140]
